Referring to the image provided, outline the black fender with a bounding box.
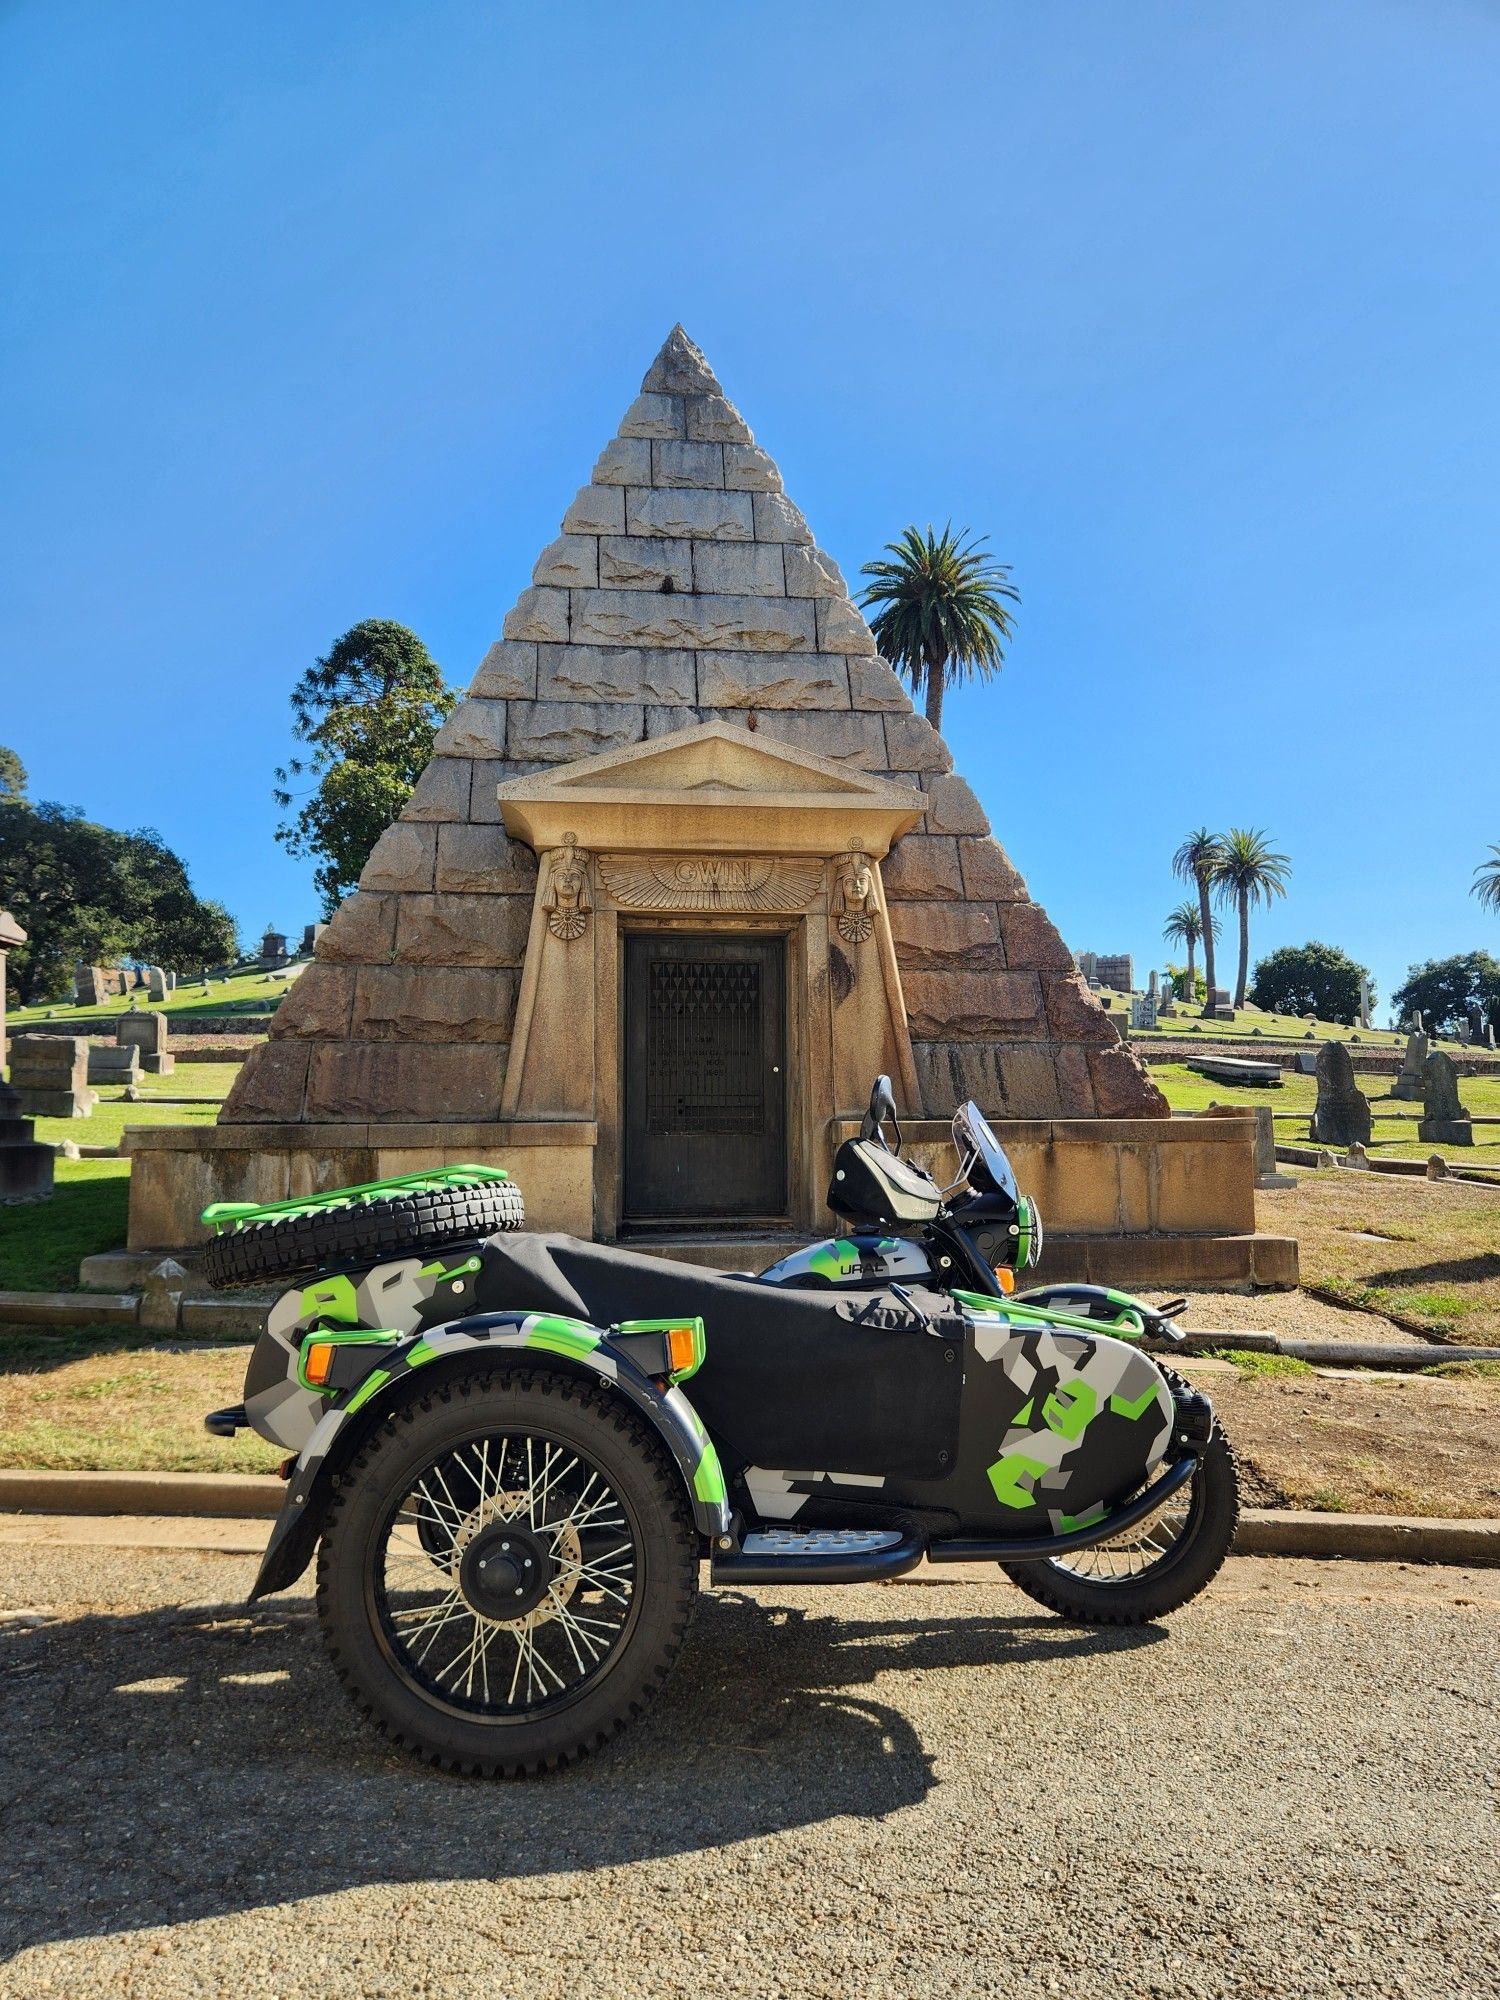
[249,1309,730,1600]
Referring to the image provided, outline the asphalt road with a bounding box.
[0,1547,1495,1999]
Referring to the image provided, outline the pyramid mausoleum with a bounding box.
[123,325,1254,1264]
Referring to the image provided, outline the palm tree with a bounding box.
[858,525,1018,734]
[1171,828,1226,1006]
[1474,844,1500,916]
[1212,827,1292,1007]
[1162,900,1216,999]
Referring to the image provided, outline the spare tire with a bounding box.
[204,1176,525,1290]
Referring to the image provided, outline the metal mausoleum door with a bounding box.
[623,933,787,1224]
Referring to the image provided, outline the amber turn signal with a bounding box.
[302,1340,335,1387]
[665,1324,699,1375]
[994,1267,1016,1295]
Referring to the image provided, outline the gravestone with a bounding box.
[299,922,327,956]
[1457,1022,1471,1046]
[1203,987,1235,1021]
[146,966,168,1002]
[1345,1141,1369,1169]
[1130,991,1157,1030]
[1156,972,1176,1018]
[1417,1051,1473,1146]
[87,1044,142,1087]
[0,909,54,1202]
[166,970,177,993]
[1293,1049,1319,1075]
[1487,1024,1498,1051]
[1358,977,1374,1031]
[1390,1026,1428,1101]
[1309,1040,1371,1148]
[9,1035,96,1118]
[116,1010,174,1076]
[259,927,290,968]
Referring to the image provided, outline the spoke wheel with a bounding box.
[999,1422,1240,1626]
[378,1431,639,1716]
[1045,1476,1197,1584]
[317,1368,698,1775]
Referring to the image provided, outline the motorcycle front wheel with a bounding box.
[998,1426,1239,1624]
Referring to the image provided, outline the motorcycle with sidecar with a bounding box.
[202,1080,1237,1775]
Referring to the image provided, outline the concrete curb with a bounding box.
[1,1472,1494,1564]
[0,1469,283,1518]
[1234,1509,1500,1565]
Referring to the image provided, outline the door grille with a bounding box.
[646,957,763,1135]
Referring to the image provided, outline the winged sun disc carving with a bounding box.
[600,855,824,911]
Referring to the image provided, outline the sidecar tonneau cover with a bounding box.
[467,1232,962,1479]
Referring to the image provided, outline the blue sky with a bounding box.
[3,1,1497,1016]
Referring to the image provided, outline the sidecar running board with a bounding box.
[926,1451,1200,1566]
[713,1526,926,1586]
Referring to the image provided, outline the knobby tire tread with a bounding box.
[204,1181,525,1289]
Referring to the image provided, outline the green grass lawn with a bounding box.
[9,966,301,1026]
[1153,1061,1500,1162]
[31,1089,225,1154]
[0,1160,131,1291]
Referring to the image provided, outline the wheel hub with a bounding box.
[459,1521,553,1621]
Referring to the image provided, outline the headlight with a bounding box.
[1015,1195,1044,1271]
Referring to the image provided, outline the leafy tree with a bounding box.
[1392,952,1500,1035]
[1211,827,1291,1007]
[858,525,1018,734]
[0,747,26,801]
[1474,844,1500,917]
[1162,900,1217,996]
[274,620,456,913]
[0,797,237,1004]
[1164,962,1206,1004]
[1250,942,1371,1025]
[1171,828,1225,1005]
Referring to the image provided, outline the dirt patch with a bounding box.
[1254,1173,1500,1345]
[0,1332,276,1475]
[1205,1364,1500,1519]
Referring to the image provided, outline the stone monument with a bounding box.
[1358,977,1374,1031]
[117,1010,174,1076]
[9,1035,96,1118]
[1203,987,1235,1021]
[1418,1051,1473,1146]
[1309,1040,1371,1148]
[146,966,168,1002]
[0,911,55,1202]
[1390,1025,1428,1102]
[87,1043,142,1087]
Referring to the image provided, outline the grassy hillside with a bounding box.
[9,966,303,1027]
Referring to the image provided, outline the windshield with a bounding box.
[952,1100,1019,1201]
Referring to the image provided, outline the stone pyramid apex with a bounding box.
[641,324,723,398]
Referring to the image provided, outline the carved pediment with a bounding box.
[497,721,925,859]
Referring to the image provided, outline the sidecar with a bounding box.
[204,1167,1237,1777]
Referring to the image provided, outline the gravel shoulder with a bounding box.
[0,1548,1494,1999]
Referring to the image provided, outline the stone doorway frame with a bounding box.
[494,721,927,1238]
[615,921,793,1232]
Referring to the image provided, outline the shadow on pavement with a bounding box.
[0,1585,1163,1957]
